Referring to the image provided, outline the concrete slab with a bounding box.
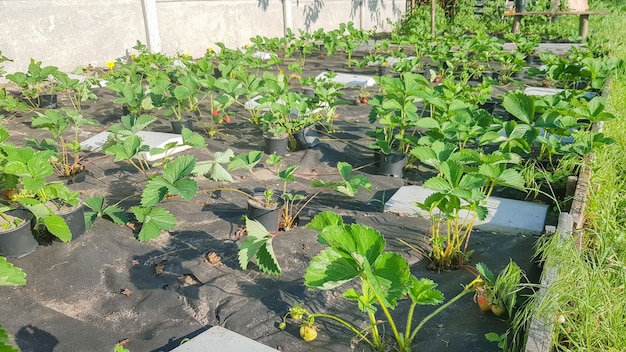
[524,87,597,99]
[252,51,273,60]
[366,56,417,67]
[315,71,376,87]
[384,185,548,234]
[524,87,565,96]
[66,73,107,88]
[80,131,191,162]
[169,326,279,352]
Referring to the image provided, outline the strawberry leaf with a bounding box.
[0,257,26,286]
[407,277,444,305]
[131,206,176,242]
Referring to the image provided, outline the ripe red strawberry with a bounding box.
[476,295,491,312]
[211,109,219,116]
[223,116,231,123]
[361,98,368,104]
[434,77,442,83]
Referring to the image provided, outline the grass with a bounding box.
[512,3,626,351]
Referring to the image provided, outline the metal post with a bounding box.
[283,0,293,37]
[431,0,436,37]
[142,0,161,53]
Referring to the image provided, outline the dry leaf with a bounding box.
[234,226,247,238]
[119,288,132,296]
[131,259,140,266]
[154,259,167,276]
[204,252,223,266]
[178,274,201,287]
[117,338,130,346]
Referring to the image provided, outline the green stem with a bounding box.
[367,310,382,348]
[409,286,474,342]
[367,281,403,350]
[309,313,376,349]
[404,302,418,344]
[202,187,256,201]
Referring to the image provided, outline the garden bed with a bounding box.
[1,34,611,351]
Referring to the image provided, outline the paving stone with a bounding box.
[384,185,549,234]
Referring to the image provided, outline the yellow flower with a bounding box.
[244,43,250,49]
[183,52,190,57]
[207,47,214,53]
[131,54,136,61]
[106,61,115,71]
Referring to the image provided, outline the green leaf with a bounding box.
[343,288,360,301]
[43,214,72,242]
[104,135,143,161]
[371,252,411,307]
[415,117,440,129]
[193,149,234,182]
[238,218,281,275]
[440,160,463,187]
[304,247,360,289]
[0,257,26,286]
[140,181,168,207]
[321,224,385,267]
[256,240,281,275]
[494,168,526,191]
[0,324,19,352]
[475,262,495,283]
[83,195,105,213]
[485,332,502,343]
[162,155,196,184]
[502,92,535,124]
[408,277,444,305]
[181,128,207,148]
[423,177,452,193]
[171,178,198,200]
[476,205,489,221]
[306,211,344,232]
[84,211,98,229]
[278,165,298,182]
[102,206,129,225]
[131,206,176,242]
[458,173,486,190]
[228,150,263,171]
[336,161,352,180]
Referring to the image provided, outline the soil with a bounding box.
[0,44,568,352]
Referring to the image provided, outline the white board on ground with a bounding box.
[315,71,376,87]
[384,185,549,234]
[523,87,597,99]
[169,326,279,352]
[66,73,108,88]
[80,131,191,162]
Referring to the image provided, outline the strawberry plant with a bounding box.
[279,211,481,351]
[410,141,525,270]
[0,145,79,242]
[29,108,100,177]
[237,162,371,275]
[475,261,524,318]
[367,72,432,155]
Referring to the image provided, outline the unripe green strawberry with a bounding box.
[299,324,318,341]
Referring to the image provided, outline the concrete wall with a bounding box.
[0,0,404,75]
